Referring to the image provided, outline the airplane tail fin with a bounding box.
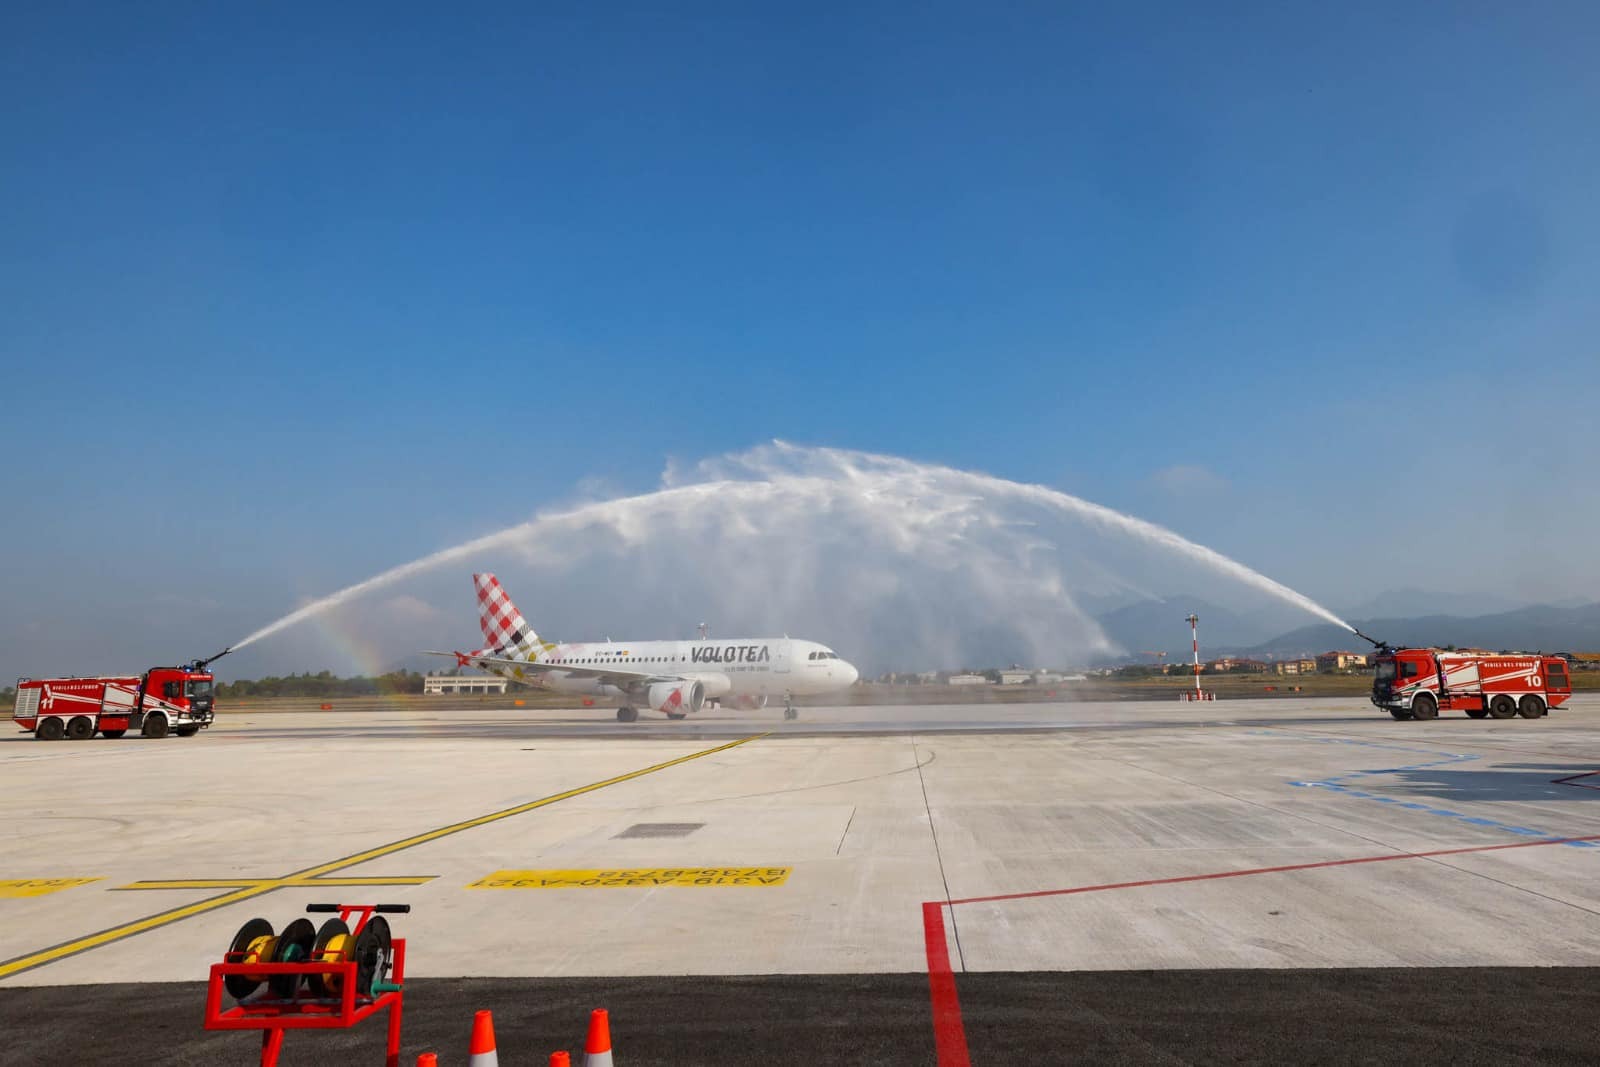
[473,573,541,657]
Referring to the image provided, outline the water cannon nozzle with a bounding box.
[186,646,233,673]
[1351,628,1391,652]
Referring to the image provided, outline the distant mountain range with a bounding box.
[1331,588,1531,621]
[1095,595,1600,663]
[1244,602,1600,658]
[1092,597,1276,661]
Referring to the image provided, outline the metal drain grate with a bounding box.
[614,822,705,839]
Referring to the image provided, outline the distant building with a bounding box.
[1207,658,1268,674]
[423,673,508,695]
[948,673,989,686]
[998,669,1036,685]
[1273,658,1317,675]
[1316,651,1369,672]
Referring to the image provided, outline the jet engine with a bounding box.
[683,672,732,698]
[648,680,705,716]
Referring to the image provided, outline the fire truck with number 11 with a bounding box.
[12,648,231,740]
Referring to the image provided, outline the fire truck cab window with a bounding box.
[162,681,181,699]
[1399,662,1419,679]
[186,680,213,699]
[1375,661,1396,681]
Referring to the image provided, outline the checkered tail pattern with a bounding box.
[472,573,541,658]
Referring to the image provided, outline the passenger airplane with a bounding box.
[428,574,859,721]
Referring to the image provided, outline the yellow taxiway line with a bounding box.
[119,877,438,890]
[0,733,766,981]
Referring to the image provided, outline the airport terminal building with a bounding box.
[422,673,508,695]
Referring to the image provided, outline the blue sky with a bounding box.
[3,3,1598,678]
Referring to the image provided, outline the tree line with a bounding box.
[218,670,428,698]
[0,674,436,704]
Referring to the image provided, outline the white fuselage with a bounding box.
[502,637,856,703]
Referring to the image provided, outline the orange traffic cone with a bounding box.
[417,1055,438,1067]
[584,1008,613,1067]
[468,1009,499,1066]
[551,1054,572,1066]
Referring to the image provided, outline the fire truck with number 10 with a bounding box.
[1366,635,1572,721]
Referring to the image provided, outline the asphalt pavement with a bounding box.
[3,968,1597,1065]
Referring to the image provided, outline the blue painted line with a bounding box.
[1257,731,1597,850]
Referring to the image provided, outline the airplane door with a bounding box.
[773,640,792,675]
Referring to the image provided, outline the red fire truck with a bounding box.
[12,649,229,740]
[1369,642,1572,721]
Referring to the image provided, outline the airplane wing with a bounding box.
[421,650,675,687]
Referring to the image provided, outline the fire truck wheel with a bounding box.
[1411,693,1438,720]
[65,716,95,740]
[1488,695,1517,720]
[141,713,170,739]
[173,725,200,737]
[100,728,127,738]
[1518,695,1546,719]
[36,717,65,741]
[1465,706,1488,719]
[1388,709,1414,720]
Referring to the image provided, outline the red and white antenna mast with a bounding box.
[1182,613,1215,701]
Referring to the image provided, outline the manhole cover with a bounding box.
[614,822,705,839]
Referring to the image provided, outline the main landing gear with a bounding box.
[616,706,639,723]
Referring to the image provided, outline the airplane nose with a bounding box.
[841,661,859,685]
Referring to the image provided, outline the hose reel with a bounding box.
[224,906,405,1002]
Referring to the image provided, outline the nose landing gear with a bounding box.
[783,692,798,721]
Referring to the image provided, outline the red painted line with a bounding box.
[945,834,1600,908]
[923,832,1600,1062]
[922,901,970,1067]
[1552,772,1600,792]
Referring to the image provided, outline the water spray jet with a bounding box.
[226,443,1354,669]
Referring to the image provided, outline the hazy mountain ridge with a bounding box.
[1246,601,1600,658]
[1095,596,1600,663]
[1093,596,1277,662]
[1332,588,1530,621]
